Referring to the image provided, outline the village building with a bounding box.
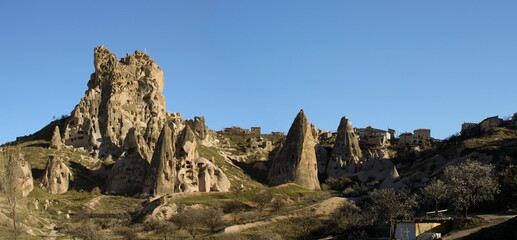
[413,129,431,139]
[479,116,503,132]
[399,132,414,146]
[461,122,478,134]
[250,127,261,135]
[220,126,249,135]
[355,126,392,146]
[394,218,452,240]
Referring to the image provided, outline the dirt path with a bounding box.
[220,197,348,234]
[442,214,517,240]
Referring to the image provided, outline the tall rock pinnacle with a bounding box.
[63,46,166,157]
[327,116,363,178]
[267,110,321,190]
[143,123,176,196]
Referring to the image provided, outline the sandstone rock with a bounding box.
[267,110,320,190]
[143,123,177,196]
[49,126,63,149]
[196,157,231,192]
[327,116,363,178]
[186,116,209,141]
[105,128,150,194]
[19,154,34,197]
[40,156,72,194]
[63,46,167,158]
[380,166,400,189]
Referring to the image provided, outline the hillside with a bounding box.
[0,47,516,239]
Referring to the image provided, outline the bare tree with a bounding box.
[170,206,203,238]
[331,200,374,236]
[288,208,321,240]
[0,150,24,240]
[369,188,418,239]
[442,159,499,217]
[253,190,273,211]
[201,205,225,233]
[422,178,448,215]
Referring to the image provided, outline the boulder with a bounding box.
[40,156,72,194]
[196,157,231,192]
[327,116,362,178]
[267,110,320,190]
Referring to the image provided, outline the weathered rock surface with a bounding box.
[49,126,63,149]
[105,128,150,194]
[40,156,72,194]
[327,116,363,178]
[63,46,167,158]
[6,153,34,197]
[196,157,231,192]
[143,123,177,196]
[267,110,321,190]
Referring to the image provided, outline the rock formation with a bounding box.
[143,123,177,196]
[105,128,150,194]
[267,110,321,190]
[6,153,34,197]
[196,157,231,192]
[30,46,230,197]
[40,156,72,194]
[49,126,63,149]
[62,46,167,158]
[327,116,363,178]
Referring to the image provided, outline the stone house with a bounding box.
[479,116,502,132]
[355,126,392,146]
[399,132,414,146]
[414,129,431,139]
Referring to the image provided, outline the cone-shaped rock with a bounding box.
[105,128,150,194]
[49,126,63,149]
[143,123,176,196]
[40,156,72,194]
[327,116,363,178]
[267,110,320,190]
[175,126,199,192]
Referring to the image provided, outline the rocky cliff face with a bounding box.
[40,156,72,194]
[63,46,166,159]
[267,110,321,190]
[327,116,363,178]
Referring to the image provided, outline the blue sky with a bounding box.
[1,1,516,143]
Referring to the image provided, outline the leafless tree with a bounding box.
[253,190,273,211]
[369,188,418,239]
[170,206,203,238]
[422,178,448,215]
[0,150,24,240]
[288,208,321,240]
[201,205,225,233]
[442,159,499,217]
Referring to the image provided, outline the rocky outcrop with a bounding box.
[327,116,363,178]
[267,110,320,190]
[63,46,167,158]
[40,156,72,194]
[105,128,150,194]
[49,126,63,149]
[142,124,231,196]
[196,157,231,192]
[143,124,177,196]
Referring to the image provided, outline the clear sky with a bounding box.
[1,1,516,144]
